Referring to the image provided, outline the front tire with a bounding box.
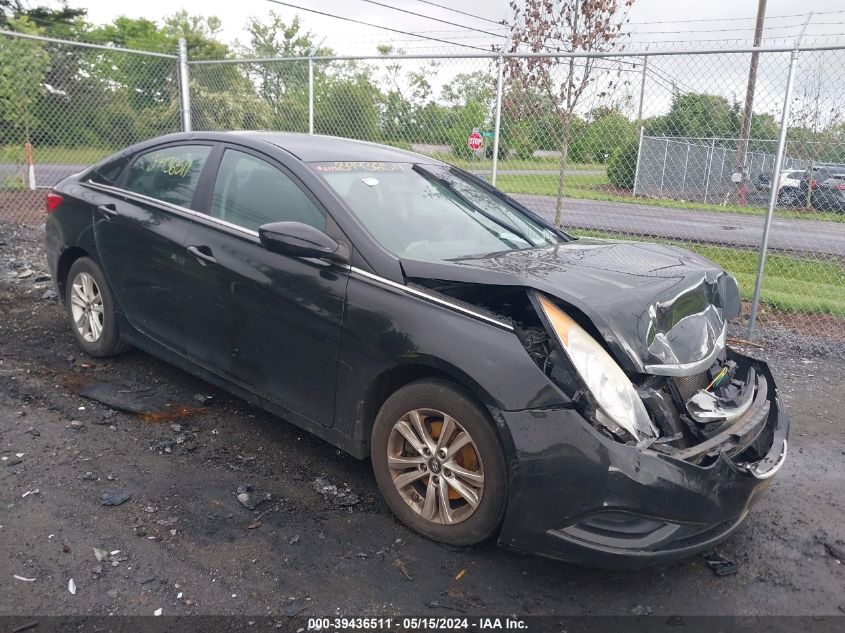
[371,379,507,546]
[777,188,798,206]
[64,257,128,357]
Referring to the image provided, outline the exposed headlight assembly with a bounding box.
[535,293,658,446]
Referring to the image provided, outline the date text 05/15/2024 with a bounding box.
[307,617,528,630]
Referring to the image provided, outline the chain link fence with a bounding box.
[2,29,845,349]
[0,31,181,222]
[634,135,811,203]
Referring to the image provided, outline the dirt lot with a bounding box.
[1,221,844,617]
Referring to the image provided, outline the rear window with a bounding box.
[89,157,129,186]
[124,145,211,208]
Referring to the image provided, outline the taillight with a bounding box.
[834,184,845,191]
[45,192,63,214]
[811,179,818,189]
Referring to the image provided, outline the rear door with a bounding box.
[181,146,349,427]
[90,143,213,353]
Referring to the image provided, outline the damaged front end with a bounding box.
[408,273,786,479]
[519,288,786,477]
[403,243,787,565]
[500,288,786,565]
[637,350,786,477]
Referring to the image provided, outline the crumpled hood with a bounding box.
[401,238,741,374]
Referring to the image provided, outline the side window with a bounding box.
[124,145,211,207]
[210,149,325,232]
[89,156,129,186]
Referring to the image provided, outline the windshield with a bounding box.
[313,161,563,261]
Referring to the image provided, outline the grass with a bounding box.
[431,152,604,173]
[572,229,845,317]
[0,145,111,165]
[495,173,845,224]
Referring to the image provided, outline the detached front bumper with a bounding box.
[492,358,788,569]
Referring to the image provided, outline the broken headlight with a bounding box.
[536,293,658,445]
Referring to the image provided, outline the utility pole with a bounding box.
[735,0,766,206]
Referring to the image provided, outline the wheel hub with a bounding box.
[386,408,484,526]
[70,272,104,343]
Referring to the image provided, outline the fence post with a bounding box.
[636,55,648,131]
[308,57,314,135]
[748,49,800,340]
[177,38,191,132]
[681,143,690,196]
[658,138,669,196]
[491,55,504,186]
[632,126,644,196]
[703,138,716,203]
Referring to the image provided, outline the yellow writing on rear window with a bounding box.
[145,154,194,178]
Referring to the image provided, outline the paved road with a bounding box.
[4,162,845,257]
[513,193,845,257]
[0,162,83,187]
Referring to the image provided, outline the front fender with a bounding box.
[333,274,568,456]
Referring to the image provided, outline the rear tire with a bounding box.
[64,257,129,357]
[371,379,507,546]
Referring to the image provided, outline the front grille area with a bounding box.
[673,371,710,401]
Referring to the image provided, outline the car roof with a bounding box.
[226,131,435,163]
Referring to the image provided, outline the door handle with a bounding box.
[187,245,217,265]
[97,203,118,218]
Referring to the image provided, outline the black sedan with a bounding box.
[811,175,845,213]
[45,132,788,568]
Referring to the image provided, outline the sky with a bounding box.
[72,0,845,55]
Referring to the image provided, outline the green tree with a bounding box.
[573,111,636,164]
[607,139,638,189]
[377,47,444,144]
[647,93,739,139]
[85,13,249,140]
[508,0,636,226]
[0,16,49,147]
[413,101,452,144]
[442,71,494,111]
[190,82,272,130]
[749,113,778,146]
[440,71,496,159]
[316,63,381,140]
[242,12,332,133]
[0,0,85,32]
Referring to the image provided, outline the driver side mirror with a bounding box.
[258,221,347,263]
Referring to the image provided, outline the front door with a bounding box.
[181,147,349,427]
[92,144,212,353]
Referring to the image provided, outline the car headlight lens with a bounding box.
[536,294,658,445]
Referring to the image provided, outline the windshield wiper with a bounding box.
[412,164,533,246]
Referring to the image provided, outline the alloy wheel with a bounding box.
[386,408,484,525]
[779,189,797,205]
[69,272,104,343]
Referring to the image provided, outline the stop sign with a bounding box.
[467,131,483,151]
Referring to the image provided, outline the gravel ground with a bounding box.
[1,222,844,617]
